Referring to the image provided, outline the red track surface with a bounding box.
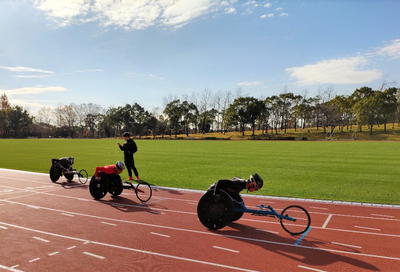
[1,168,400,272]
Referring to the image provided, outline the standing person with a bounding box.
[118,132,139,181]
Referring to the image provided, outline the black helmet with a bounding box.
[249,173,263,190]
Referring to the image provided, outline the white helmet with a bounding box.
[115,161,125,170]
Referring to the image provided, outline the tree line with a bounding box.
[1,85,399,139]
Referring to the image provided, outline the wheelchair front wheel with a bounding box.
[78,169,88,184]
[135,182,152,202]
[280,205,311,235]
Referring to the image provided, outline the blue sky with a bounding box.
[1,0,400,115]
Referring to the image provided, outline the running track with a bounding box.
[1,168,400,272]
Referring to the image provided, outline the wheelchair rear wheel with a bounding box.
[49,166,61,182]
[197,190,234,230]
[89,175,109,199]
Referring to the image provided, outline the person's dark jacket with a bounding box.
[119,138,137,161]
[209,177,247,195]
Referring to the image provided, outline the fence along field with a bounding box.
[0,139,399,205]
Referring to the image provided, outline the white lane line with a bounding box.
[67,246,76,250]
[28,258,40,263]
[321,214,332,229]
[187,202,197,205]
[354,226,381,231]
[83,252,105,259]
[101,221,117,226]
[0,225,8,229]
[2,222,399,271]
[371,213,394,218]
[213,246,239,253]
[256,229,279,234]
[150,232,170,238]
[0,264,24,272]
[48,251,59,256]
[298,265,327,272]
[27,205,40,209]
[61,213,74,217]
[149,210,166,215]
[33,236,49,243]
[310,206,329,210]
[331,241,362,249]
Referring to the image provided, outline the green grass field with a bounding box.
[0,139,399,205]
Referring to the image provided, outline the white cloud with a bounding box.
[279,13,288,17]
[375,39,400,59]
[161,0,219,27]
[0,66,54,74]
[224,7,236,14]
[33,0,224,30]
[70,69,104,73]
[32,0,275,30]
[286,56,382,85]
[2,86,67,95]
[35,0,90,26]
[237,81,261,86]
[14,75,52,78]
[260,13,273,19]
[275,7,283,11]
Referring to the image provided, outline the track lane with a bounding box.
[1,169,400,271]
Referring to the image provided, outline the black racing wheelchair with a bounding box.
[89,172,152,202]
[49,157,88,184]
[197,190,311,235]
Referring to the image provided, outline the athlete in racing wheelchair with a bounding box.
[49,156,88,183]
[89,161,126,199]
[197,173,263,229]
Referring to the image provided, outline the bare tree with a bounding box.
[199,88,213,133]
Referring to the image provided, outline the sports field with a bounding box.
[0,139,399,205]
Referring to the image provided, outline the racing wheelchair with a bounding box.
[197,190,311,235]
[89,172,152,202]
[49,157,88,184]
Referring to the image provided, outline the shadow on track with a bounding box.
[96,195,166,215]
[211,222,379,271]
